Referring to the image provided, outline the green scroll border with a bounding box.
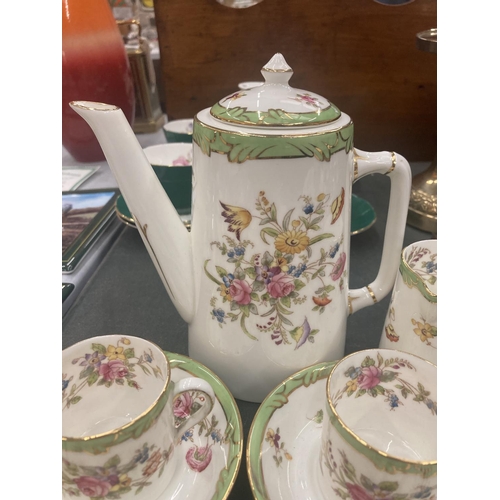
[399,255,437,304]
[193,118,354,164]
[247,361,335,500]
[62,382,173,455]
[210,101,341,128]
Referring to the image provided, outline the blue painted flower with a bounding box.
[144,353,153,363]
[234,246,245,256]
[182,430,193,442]
[211,431,221,442]
[62,379,70,391]
[329,242,340,259]
[293,263,307,278]
[389,393,400,408]
[303,203,314,214]
[227,250,235,258]
[222,273,234,288]
[426,261,437,274]
[287,265,296,275]
[212,308,226,323]
[133,446,150,463]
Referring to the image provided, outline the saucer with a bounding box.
[158,351,243,500]
[247,360,337,500]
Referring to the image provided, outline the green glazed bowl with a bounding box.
[163,118,193,143]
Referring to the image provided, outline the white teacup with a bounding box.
[62,335,215,499]
[318,348,437,498]
[379,239,437,364]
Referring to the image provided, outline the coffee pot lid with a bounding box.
[210,53,341,128]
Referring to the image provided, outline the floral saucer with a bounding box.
[247,360,337,500]
[158,351,243,500]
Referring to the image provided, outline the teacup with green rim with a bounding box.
[162,118,193,143]
[62,335,215,499]
[379,239,437,364]
[318,348,437,499]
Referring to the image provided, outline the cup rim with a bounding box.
[62,335,171,445]
[326,348,437,467]
[400,239,437,300]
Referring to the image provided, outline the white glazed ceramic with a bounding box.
[62,335,215,499]
[158,352,242,500]
[319,348,437,499]
[143,143,193,166]
[69,53,412,402]
[379,239,437,364]
[238,81,264,90]
[247,360,338,499]
[162,118,193,143]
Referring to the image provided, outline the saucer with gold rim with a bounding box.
[247,360,337,500]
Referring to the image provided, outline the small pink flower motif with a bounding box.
[99,360,129,381]
[229,279,252,305]
[74,476,111,497]
[330,252,346,281]
[173,392,193,419]
[294,93,321,107]
[222,91,246,102]
[357,366,382,390]
[172,155,190,166]
[346,482,374,500]
[267,273,295,299]
[186,445,213,472]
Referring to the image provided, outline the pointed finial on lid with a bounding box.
[261,53,293,84]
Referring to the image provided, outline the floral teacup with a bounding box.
[379,239,437,364]
[318,348,437,499]
[62,335,215,499]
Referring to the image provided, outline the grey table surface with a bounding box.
[62,140,433,499]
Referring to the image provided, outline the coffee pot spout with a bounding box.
[69,101,195,323]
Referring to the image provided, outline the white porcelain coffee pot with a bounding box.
[70,53,411,402]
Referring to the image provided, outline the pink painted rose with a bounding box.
[346,483,374,500]
[357,365,382,390]
[99,360,129,381]
[186,445,213,472]
[229,279,252,305]
[172,155,190,166]
[74,476,111,497]
[173,392,193,419]
[330,252,346,281]
[267,273,295,299]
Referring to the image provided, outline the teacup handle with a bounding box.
[348,149,412,315]
[172,377,215,440]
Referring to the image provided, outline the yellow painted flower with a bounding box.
[220,201,252,241]
[412,319,434,343]
[106,345,126,360]
[346,379,358,394]
[291,220,300,228]
[121,337,131,345]
[265,428,275,445]
[285,452,293,460]
[220,284,233,302]
[110,474,131,492]
[275,230,310,255]
[272,256,289,272]
[317,193,326,201]
[385,324,399,342]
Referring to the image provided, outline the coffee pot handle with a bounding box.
[348,149,412,315]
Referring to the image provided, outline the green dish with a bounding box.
[351,194,376,235]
